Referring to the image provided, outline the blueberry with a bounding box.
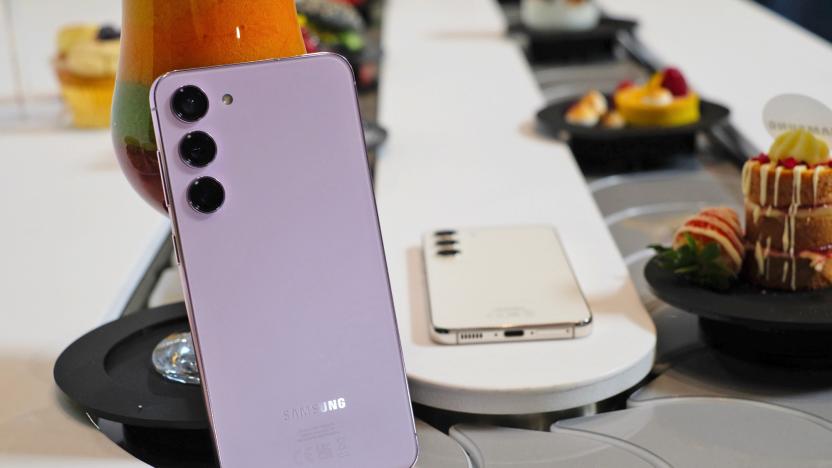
[97,25,121,41]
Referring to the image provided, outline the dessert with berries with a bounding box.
[742,129,832,290]
[54,25,120,128]
[651,207,744,290]
[614,67,700,127]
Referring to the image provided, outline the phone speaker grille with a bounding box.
[459,332,483,341]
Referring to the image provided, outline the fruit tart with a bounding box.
[614,67,700,127]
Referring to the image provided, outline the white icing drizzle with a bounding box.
[813,166,825,206]
[764,237,772,279]
[752,205,761,225]
[742,162,752,196]
[773,166,783,206]
[787,166,805,290]
[782,259,790,284]
[760,163,770,206]
[754,240,765,276]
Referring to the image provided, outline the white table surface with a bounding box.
[374,0,656,414]
[0,129,163,466]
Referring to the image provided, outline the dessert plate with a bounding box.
[644,257,832,330]
[54,302,209,429]
[519,18,638,63]
[537,97,730,172]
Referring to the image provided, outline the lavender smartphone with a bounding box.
[149,53,418,467]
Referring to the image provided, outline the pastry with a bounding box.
[54,25,120,128]
[673,207,744,276]
[565,90,608,127]
[521,0,601,32]
[651,206,743,290]
[741,129,832,290]
[565,102,599,126]
[600,110,625,129]
[614,68,700,127]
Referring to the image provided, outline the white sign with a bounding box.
[763,94,832,142]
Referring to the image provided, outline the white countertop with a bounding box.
[374,0,655,414]
[0,129,161,466]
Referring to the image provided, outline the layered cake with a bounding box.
[614,68,700,127]
[742,129,832,290]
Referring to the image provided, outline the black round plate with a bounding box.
[536,95,731,141]
[519,17,637,42]
[54,302,209,429]
[645,257,832,331]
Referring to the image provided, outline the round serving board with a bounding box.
[54,302,209,429]
[644,257,832,331]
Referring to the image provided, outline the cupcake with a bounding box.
[614,68,700,127]
[54,25,120,128]
[521,0,601,32]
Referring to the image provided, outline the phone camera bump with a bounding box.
[172,85,209,122]
[179,131,217,167]
[188,177,225,213]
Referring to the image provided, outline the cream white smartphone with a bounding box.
[422,226,592,345]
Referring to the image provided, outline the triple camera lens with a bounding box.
[173,85,224,212]
[172,85,209,122]
[188,177,225,214]
[179,131,216,167]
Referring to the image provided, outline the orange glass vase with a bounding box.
[112,0,306,212]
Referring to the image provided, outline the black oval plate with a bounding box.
[519,17,637,42]
[54,302,209,429]
[645,257,832,331]
[537,96,730,141]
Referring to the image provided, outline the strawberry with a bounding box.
[660,67,689,97]
[781,157,798,169]
[754,153,770,163]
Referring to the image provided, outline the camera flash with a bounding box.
[222,94,234,105]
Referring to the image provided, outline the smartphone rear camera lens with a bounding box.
[179,131,216,167]
[188,177,225,213]
[437,249,460,257]
[172,85,209,122]
[435,230,457,237]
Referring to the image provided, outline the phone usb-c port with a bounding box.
[504,330,524,338]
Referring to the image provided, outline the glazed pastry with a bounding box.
[600,110,625,129]
[520,0,601,32]
[673,207,745,276]
[54,25,120,128]
[614,68,700,127]
[579,90,608,115]
[565,102,600,126]
[741,129,832,290]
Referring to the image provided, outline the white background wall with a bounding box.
[0,0,121,98]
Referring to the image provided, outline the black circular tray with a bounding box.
[520,17,637,42]
[644,257,832,331]
[519,17,637,63]
[536,96,730,172]
[54,302,209,430]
